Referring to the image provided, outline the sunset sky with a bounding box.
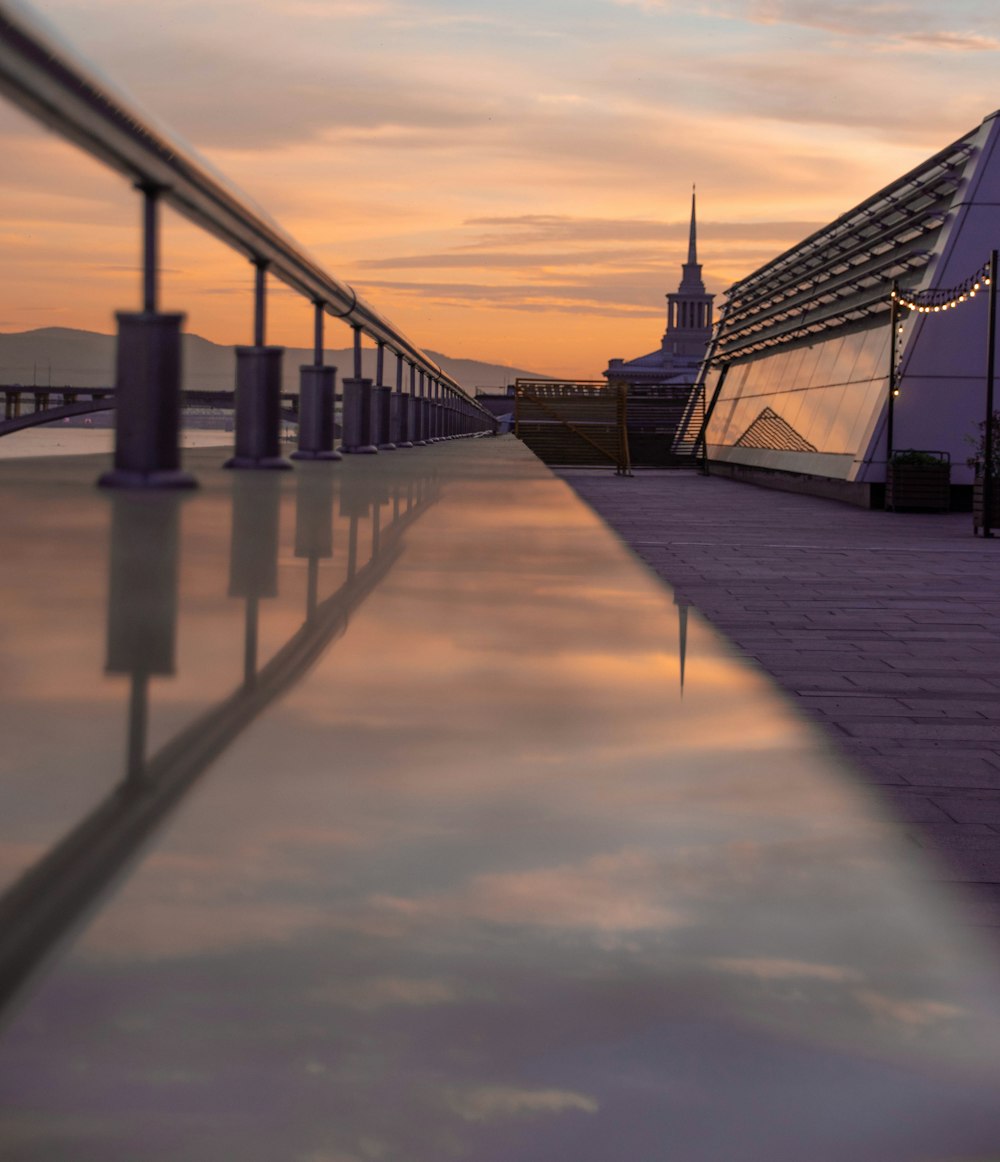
[1,0,999,377]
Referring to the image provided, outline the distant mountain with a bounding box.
[0,327,547,392]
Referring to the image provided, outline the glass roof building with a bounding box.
[700,111,1000,503]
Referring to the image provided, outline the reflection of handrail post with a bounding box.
[295,465,336,619]
[104,492,184,780]
[243,597,259,687]
[229,474,282,687]
[0,456,442,1025]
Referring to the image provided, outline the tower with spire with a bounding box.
[604,188,715,386]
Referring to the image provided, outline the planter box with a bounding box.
[885,462,951,512]
[973,477,1000,534]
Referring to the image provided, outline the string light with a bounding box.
[890,259,992,313]
[888,257,997,400]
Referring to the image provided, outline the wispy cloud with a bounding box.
[444,1085,599,1123]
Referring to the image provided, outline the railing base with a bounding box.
[226,346,292,471]
[224,455,293,471]
[98,467,197,490]
[291,449,343,462]
[99,311,196,491]
[296,364,340,460]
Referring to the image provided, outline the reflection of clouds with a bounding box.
[373,849,685,935]
[7,445,1000,1158]
[443,1084,598,1123]
[853,990,965,1031]
[312,976,465,1012]
[708,957,862,983]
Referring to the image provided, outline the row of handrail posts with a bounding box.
[0,0,498,489]
[102,208,500,479]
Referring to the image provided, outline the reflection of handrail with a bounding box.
[0,1,490,419]
[0,475,437,1024]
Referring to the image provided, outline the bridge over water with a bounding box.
[2,3,1000,1158]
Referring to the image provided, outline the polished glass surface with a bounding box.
[2,438,1000,1160]
[706,322,894,473]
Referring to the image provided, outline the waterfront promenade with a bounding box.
[561,468,1000,932]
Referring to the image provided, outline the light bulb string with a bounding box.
[891,258,993,314]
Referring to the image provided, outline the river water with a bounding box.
[0,428,232,459]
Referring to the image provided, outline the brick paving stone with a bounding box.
[559,467,1000,929]
[933,798,1000,825]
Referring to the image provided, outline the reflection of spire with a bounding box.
[688,184,698,266]
[674,593,690,697]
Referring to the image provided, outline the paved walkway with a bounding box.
[560,468,1000,930]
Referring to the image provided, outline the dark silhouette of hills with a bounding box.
[0,327,547,392]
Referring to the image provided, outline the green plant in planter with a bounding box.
[965,410,1000,477]
[886,449,950,512]
[967,412,1000,534]
[891,449,947,467]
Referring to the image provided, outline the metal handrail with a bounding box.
[0,0,488,414]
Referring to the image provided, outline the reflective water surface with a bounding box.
[1,438,999,1161]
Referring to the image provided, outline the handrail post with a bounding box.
[390,351,405,448]
[424,372,433,444]
[293,300,341,461]
[340,325,377,454]
[224,258,291,471]
[375,340,395,450]
[394,355,411,446]
[414,370,427,446]
[98,182,195,490]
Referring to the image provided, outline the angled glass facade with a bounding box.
[703,111,1000,486]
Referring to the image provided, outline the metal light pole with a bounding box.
[886,280,899,472]
[983,249,998,537]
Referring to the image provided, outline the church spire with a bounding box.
[687,184,698,266]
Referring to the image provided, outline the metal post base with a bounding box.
[98,311,197,490]
[224,346,292,471]
[375,385,396,450]
[292,364,342,461]
[396,394,415,447]
[339,377,378,454]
